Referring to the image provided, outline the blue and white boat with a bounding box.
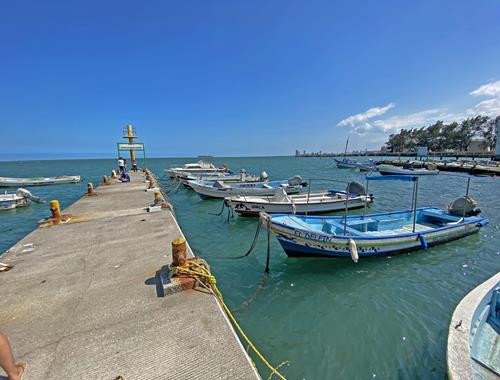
[266,175,488,260]
[447,273,500,379]
[188,176,307,199]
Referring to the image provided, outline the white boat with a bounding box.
[165,161,228,178]
[376,164,439,175]
[226,186,373,216]
[0,175,81,187]
[180,170,267,187]
[188,176,307,199]
[0,188,43,210]
[334,158,375,171]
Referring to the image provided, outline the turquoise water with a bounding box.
[1,157,499,379]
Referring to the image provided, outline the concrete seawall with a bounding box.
[0,171,260,379]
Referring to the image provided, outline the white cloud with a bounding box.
[337,103,395,128]
[370,109,457,134]
[469,80,500,117]
[470,80,500,97]
[336,79,500,139]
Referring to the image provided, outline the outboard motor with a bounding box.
[260,171,268,181]
[287,175,303,187]
[346,181,366,196]
[448,196,480,216]
[16,188,44,203]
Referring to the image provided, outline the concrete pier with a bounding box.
[0,171,260,380]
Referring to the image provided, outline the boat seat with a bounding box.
[322,221,367,236]
[345,218,377,226]
[422,209,458,222]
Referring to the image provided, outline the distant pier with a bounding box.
[0,171,259,379]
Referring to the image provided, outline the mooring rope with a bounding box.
[175,260,287,380]
[208,200,227,216]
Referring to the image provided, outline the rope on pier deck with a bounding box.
[173,260,288,380]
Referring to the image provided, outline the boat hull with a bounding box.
[334,159,373,171]
[0,195,28,210]
[0,176,81,187]
[189,180,304,199]
[376,165,439,175]
[227,195,371,216]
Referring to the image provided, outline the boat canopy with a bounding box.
[366,175,417,182]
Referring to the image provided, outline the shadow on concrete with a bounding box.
[145,265,170,298]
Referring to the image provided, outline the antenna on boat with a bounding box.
[343,182,350,235]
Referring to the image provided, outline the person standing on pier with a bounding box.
[118,157,125,173]
[132,158,138,172]
[0,330,26,380]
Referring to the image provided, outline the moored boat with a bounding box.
[226,185,373,216]
[265,174,487,260]
[0,175,81,187]
[165,161,228,178]
[376,163,439,175]
[0,188,43,210]
[188,176,307,199]
[179,170,267,187]
[447,273,500,380]
[334,158,375,171]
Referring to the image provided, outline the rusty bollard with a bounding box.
[50,200,62,219]
[154,191,163,206]
[102,175,111,185]
[172,237,187,267]
[111,170,118,179]
[87,182,97,196]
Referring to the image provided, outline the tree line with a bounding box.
[384,115,499,153]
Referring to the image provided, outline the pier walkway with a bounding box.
[0,172,259,380]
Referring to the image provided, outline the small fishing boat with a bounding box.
[226,183,373,216]
[334,138,375,171]
[179,170,267,187]
[376,164,439,175]
[188,176,307,199]
[334,158,375,171]
[165,161,228,178]
[447,273,500,379]
[0,175,81,187]
[265,175,487,260]
[0,188,43,210]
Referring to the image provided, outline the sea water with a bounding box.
[1,157,499,379]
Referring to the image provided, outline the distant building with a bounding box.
[468,138,489,153]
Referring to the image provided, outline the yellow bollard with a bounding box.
[148,179,155,189]
[50,200,61,219]
[154,191,163,205]
[171,237,187,267]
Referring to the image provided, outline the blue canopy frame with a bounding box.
[364,174,420,232]
[366,175,417,182]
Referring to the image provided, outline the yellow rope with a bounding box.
[174,261,287,380]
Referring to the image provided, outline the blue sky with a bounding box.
[1,0,499,159]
